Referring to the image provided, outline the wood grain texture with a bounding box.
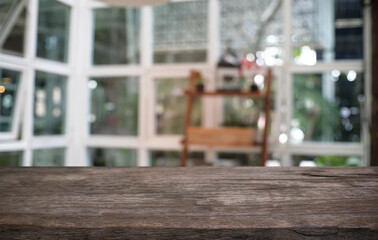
[186,127,256,147]
[184,90,266,98]
[0,167,377,239]
[261,68,272,166]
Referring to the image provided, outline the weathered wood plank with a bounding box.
[186,127,256,147]
[0,167,377,239]
[185,90,267,98]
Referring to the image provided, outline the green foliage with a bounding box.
[156,78,201,134]
[0,151,23,166]
[293,74,340,141]
[33,149,65,166]
[223,97,261,127]
[293,47,302,59]
[315,155,362,166]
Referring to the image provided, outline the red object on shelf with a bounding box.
[238,56,262,77]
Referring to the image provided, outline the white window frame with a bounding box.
[0,0,28,52]
[280,0,370,166]
[30,0,75,166]
[0,0,76,165]
[0,0,372,167]
[0,60,26,141]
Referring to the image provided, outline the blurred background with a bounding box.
[0,0,374,167]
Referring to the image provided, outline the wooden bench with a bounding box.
[0,167,377,239]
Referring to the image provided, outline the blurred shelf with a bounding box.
[181,69,272,167]
[184,90,266,98]
[183,127,262,147]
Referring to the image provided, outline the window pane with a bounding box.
[223,97,261,127]
[219,70,275,143]
[156,78,201,135]
[223,96,266,142]
[219,0,283,66]
[89,148,137,166]
[0,151,23,166]
[0,68,21,133]
[150,151,206,167]
[33,148,65,166]
[89,77,139,136]
[0,0,14,26]
[37,0,70,62]
[0,0,26,56]
[292,0,363,64]
[92,8,140,65]
[153,1,207,63]
[216,152,261,166]
[34,71,67,135]
[292,155,362,166]
[292,72,364,143]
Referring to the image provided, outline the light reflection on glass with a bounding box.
[156,78,201,135]
[220,0,283,66]
[153,1,207,63]
[89,77,139,136]
[32,148,65,166]
[34,71,67,135]
[37,0,70,62]
[92,8,140,65]
[292,0,363,64]
[0,69,21,133]
[292,71,363,142]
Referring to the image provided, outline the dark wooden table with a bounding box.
[0,167,377,239]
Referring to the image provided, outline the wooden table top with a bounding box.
[0,167,377,239]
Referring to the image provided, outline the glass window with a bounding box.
[292,155,362,166]
[89,77,139,136]
[292,71,364,143]
[223,96,265,142]
[153,1,208,63]
[89,148,137,166]
[33,148,65,166]
[0,151,23,166]
[218,70,275,143]
[92,8,140,65]
[0,68,21,134]
[223,97,272,144]
[223,97,261,128]
[0,0,14,26]
[150,151,206,167]
[219,0,283,66]
[37,0,70,62]
[292,0,363,64]
[34,71,67,135]
[155,78,201,135]
[216,152,261,166]
[0,0,26,56]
